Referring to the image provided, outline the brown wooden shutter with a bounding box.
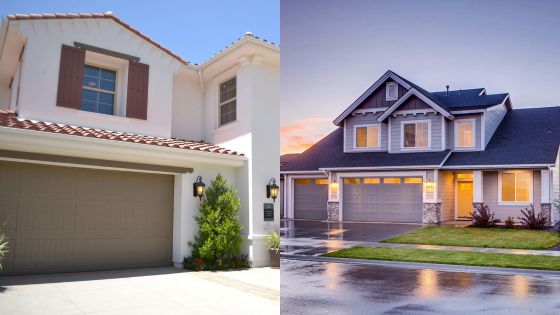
[126,61,149,120]
[56,45,85,109]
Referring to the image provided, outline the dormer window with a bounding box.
[455,119,475,149]
[386,82,398,101]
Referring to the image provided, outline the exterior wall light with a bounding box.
[193,176,205,200]
[266,178,279,202]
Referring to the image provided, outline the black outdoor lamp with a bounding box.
[266,178,279,202]
[193,176,205,200]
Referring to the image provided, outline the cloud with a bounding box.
[280,116,332,154]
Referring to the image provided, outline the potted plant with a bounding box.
[265,228,280,267]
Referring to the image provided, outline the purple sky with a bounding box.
[280,0,560,154]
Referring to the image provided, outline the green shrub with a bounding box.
[0,231,8,271]
[265,228,280,253]
[186,174,244,270]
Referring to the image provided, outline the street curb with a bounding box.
[280,253,560,277]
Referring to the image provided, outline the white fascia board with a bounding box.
[319,165,441,171]
[377,88,454,122]
[0,126,246,168]
[199,36,279,70]
[333,71,412,126]
[280,170,325,175]
[441,164,553,170]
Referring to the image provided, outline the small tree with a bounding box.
[0,231,8,271]
[470,203,500,228]
[189,174,243,269]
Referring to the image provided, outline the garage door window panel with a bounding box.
[383,178,401,184]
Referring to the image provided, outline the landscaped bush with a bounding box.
[518,204,547,230]
[185,174,246,271]
[265,228,280,253]
[0,230,8,271]
[504,216,515,228]
[470,203,500,228]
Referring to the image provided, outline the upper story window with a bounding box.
[354,124,380,149]
[219,77,237,126]
[499,171,532,204]
[455,119,475,149]
[402,120,430,149]
[82,65,116,115]
[386,82,398,101]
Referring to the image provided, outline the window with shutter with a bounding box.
[126,61,149,120]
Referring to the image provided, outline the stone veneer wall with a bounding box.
[541,203,552,226]
[327,202,340,221]
[422,203,441,224]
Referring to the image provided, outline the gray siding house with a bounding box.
[281,70,560,226]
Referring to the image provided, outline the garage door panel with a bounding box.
[0,161,173,275]
[294,179,328,220]
[343,177,422,223]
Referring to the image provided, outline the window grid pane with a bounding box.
[356,127,367,147]
[366,126,379,147]
[220,100,237,126]
[81,65,115,115]
[344,178,360,184]
[220,77,236,103]
[501,173,516,202]
[458,121,474,147]
[404,124,416,147]
[383,178,401,184]
[417,123,429,147]
[515,172,530,202]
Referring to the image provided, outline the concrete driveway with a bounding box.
[281,219,422,242]
[0,267,279,315]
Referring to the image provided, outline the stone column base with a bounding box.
[327,202,340,221]
[541,203,552,226]
[422,203,441,224]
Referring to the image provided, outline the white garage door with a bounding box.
[342,177,423,222]
[293,178,328,220]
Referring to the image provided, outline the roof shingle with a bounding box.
[0,110,243,156]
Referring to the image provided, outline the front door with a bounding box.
[457,181,473,219]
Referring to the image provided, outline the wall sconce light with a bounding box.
[193,176,205,200]
[266,178,279,202]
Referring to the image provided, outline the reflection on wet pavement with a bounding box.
[281,259,560,315]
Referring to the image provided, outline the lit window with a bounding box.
[295,179,311,185]
[500,171,531,203]
[364,178,381,184]
[344,178,361,184]
[386,82,398,101]
[315,179,329,185]
[81,65,116,115]
[456,120,475,148]
[219,77,236,126]
[404,178,423,184]
[383,178,401,184]
[355,125,380,148]
[456,173,473,180]
[403,121,429,148]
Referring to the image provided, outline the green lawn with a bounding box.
[324,247,560,271]
[381,227,560,250]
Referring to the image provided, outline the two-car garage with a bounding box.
[291,176,424,223]
[0,161,174,275]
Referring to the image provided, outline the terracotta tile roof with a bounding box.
[6,13,191,66]
[0,110,243,156]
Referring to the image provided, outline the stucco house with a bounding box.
[0,13,279,275]
[281,70,559,226]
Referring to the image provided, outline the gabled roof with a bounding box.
[333,70,412,126]
[443,106,560,167]
[0,110,244,156]
[333,70,512,125]
[280,128,451,172]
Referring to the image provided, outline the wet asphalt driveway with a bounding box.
[281,259,560,315]
[280,220,560,314]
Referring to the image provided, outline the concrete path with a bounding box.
[0,267,279,315]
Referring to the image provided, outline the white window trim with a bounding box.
[454,118,476,150]
[353,124,382,150]
[400,119,431,151]
[83,51,128,117]
[386,82,398,101]
[497,170,533,206]
[218,76,237,127]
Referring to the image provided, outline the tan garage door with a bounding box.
[0,161,174,275]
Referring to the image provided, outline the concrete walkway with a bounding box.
[0,267,279,315]
[281,237,560,257]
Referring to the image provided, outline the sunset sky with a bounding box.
[280,0,560,155]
